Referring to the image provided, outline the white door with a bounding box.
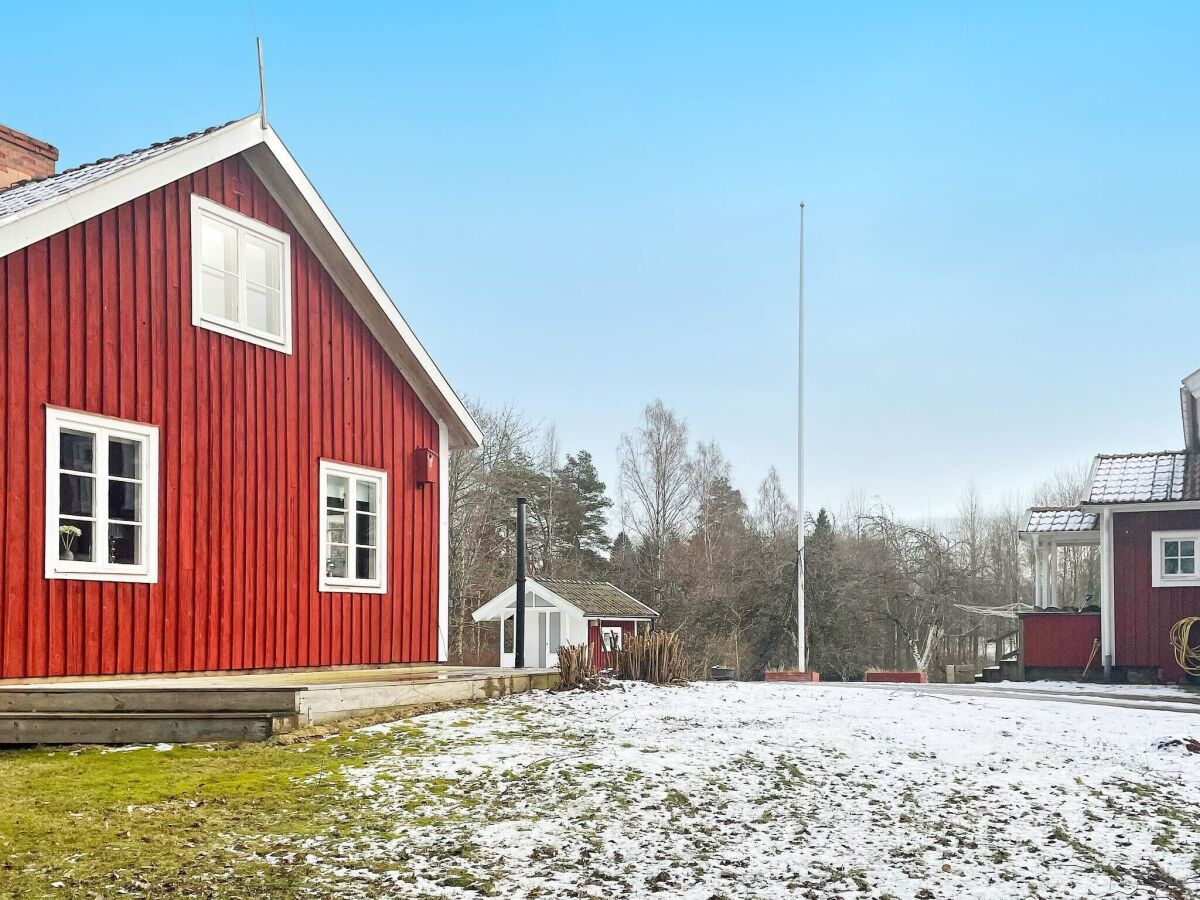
[500,613,515,667]
[500,608,563,668]
[547,611,561,667]
[534,610,562,667]
[537,612,548,667]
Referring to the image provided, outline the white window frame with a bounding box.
[501,613,515,655]
[601,625,624,651]
[44,407,159,583]
[190,194,293,354]
[318,459,388,594]
[1151,530,1200,587]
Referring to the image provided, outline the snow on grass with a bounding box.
[301,682,1200,899]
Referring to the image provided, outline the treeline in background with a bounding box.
[448,399,1099,680]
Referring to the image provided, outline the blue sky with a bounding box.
[6,2,1200,520]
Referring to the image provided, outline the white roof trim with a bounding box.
[597,581,660,617]
[471,577,584,622]
[1184,367,1200,400]
[0,115,482,450]
[1080,500,1200,512]
[0,116,262,260]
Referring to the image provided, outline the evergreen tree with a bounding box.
[609,531,638,585]
[555,450,613,560]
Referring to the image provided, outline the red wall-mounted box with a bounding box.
[415,447,439,486]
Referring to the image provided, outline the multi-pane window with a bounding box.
[1163,539,1196,576]
[45,408,158,582]
[1152,531,1200,587]
[319,460,387,593]
[190,194,292,353]
[601,626,624,652]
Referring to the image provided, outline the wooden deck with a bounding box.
[0,665,558,745]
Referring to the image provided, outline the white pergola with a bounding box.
[1018,507,1100,610]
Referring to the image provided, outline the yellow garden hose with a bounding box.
[1169,617,1200,677]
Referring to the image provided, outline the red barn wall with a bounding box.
[1113,509,1200,681]
[588,619,636,669]
[1020,613,1099,668]
[0,153,441,680]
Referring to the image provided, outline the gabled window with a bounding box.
[190,194,292,353]
[319,460,387,593]
[1151,530,1200,587]
[45,408,159,583]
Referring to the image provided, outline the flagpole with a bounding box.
[796,202,806,672]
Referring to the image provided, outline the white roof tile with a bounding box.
[1022,508,1098,533]
[1086,452,1198,504]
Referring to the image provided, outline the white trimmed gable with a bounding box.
[0,115,481,450]
[472,578,584,622]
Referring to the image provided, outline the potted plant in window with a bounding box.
[59,524,81,561]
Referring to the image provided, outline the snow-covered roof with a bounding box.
[1020,507,1098,534]
[0,122,235,219]
[1084,452,1200,504]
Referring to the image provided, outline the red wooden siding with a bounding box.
[1112,509,1200,681]
[588,619,636,669]
[1020,613,1099,668]
[864,671,927,683]
[0,154,441,680]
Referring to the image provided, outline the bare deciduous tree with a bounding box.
[618,400,695,592]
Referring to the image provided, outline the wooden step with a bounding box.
[998,659,1021,681]
[0,688,298,714]
[0,711,299,745]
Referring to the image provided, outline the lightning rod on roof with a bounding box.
[257,37,268,130]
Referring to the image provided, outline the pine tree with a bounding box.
[555,450,613,560]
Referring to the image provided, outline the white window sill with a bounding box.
[319,583,388,595]
[195,314,292,354]
[48,567,157,584]
[1151,574,1200,588]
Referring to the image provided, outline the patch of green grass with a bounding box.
[1152,827,1178,850]
[663,788,694,811]
[0,728,412,898]
[1113,779,1156,799]
[439,867,498,894]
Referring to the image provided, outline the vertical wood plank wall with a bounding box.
[0,153,441,680]
[1112,509,1200,681]
[1019,613,1099,668]
[588,620,636,670]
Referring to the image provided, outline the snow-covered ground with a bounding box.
[301,682,1200,899]
[989,680,1197,697]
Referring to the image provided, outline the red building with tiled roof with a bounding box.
[1017,377,1200,683]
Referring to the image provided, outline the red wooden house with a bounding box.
[1017,371,1200,683]
[0,114,482,682]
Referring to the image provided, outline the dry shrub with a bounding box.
[556,643,601,691]
[611,630,688,684]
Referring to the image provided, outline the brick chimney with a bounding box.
[0,123,58,190]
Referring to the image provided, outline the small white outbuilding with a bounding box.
[472,578,659,668]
